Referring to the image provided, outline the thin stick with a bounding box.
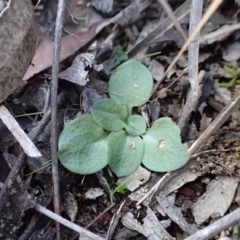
[151,0,223,97]
[51,0,66,239]
[86,203,116,229]
[177,0,204,133]
[136,172,170,206]
[178,71,205,132]
[184,208,240,240]
[157,0,187,40]
[35,204,105,240]
[187,0,203,91]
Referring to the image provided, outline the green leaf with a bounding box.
[224,65,237,77]
[107,130,143,177]
[90,99,128,132]
[125,115,146,136]
[142,118,190,172]
[108,59,153,111]
[58,115,108,175]
[114,183,127,194]
[218,81,235,88]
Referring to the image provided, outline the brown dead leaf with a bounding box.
[24,0,151,80]
[23,20,111,81]
[0,0,40,102]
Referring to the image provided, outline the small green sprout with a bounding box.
[219,65,240,88]
[103,178,127,203]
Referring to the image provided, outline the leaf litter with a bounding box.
[1,0,240,239]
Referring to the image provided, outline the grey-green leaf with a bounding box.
[108,59,153,111]
[107,130,143,177]
[58,114,108,175]
[125,115,146,136]
[142,117,190,172]
[90,99,128,132]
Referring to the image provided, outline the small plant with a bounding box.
[58,59,190,177]
[219,65,240,88]
[103,177,128,203]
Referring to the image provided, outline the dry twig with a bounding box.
[86,203,116,229]
[185,208,240,240]
[178,0,204,135]
[35,204,105,240]
[187,0,203,91]
[157,0,187,40]
[51,0,66,239]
